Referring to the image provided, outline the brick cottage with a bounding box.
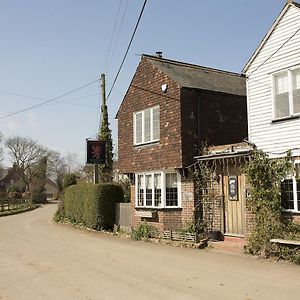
[116,53,247,231]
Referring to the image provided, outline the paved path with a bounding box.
[0,203,299,300]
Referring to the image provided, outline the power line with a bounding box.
[107,0,148,100]
[105,0,129,74]
[0,79,99,120]
[103,0,123,72]
[248,26,300,77]
[0,90,100,108]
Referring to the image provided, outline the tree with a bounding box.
[0,132,3,162]
[46,150,68,193]
[30,156,48,203]
[98,74,113,182]
[5,136,47,190]
[0,132,5,178]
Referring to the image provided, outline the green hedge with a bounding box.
[64,183,123,230]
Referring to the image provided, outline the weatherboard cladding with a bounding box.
[245,3,300,156]
[143,54,246,96]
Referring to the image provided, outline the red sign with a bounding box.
[86,140,106,164]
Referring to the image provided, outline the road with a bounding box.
[0,202,299,300]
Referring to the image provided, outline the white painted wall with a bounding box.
[245,5,300,157]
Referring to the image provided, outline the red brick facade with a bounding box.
[117,55,248,230]
[117,58,183,173]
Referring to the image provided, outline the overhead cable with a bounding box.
[107,0,148,100]
[0,79,99,120]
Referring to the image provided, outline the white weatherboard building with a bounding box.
[243,1,300,214]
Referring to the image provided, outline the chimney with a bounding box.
[155,51,163,58]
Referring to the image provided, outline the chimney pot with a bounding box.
[155,51,163,58]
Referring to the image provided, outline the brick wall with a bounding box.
[117,57,183,173]
[181,89,248,167]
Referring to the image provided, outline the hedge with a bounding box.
[64,183,123,230]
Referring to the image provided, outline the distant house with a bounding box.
[44,179,59,200]
[243,1,300,222]
[0,164,21,193]
[116,53,247,231]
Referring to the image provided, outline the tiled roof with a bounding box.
[143,54,246,96]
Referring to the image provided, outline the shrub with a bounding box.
[7,181,26,193]
[54,199,65,222]
[63,182,123,230]
[63,173,78,189]
[30,188,47,204]
[131,222,156,241]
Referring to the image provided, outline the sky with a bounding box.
[0,0,290,167]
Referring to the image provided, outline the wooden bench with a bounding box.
[270,239,300,261]
[270,238,300,247]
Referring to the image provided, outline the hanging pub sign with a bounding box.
[86,139,106,164]
[228,175,238,201]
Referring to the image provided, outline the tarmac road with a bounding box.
[0,202,299,300]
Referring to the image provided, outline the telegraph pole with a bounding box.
[94,74,106,184]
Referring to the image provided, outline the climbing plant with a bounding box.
[192,159,218,235]
[243,149,300,261]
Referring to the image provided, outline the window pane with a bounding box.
[281,179,294,210]
[154,173,162,207]
[144,109,151,142]
[137,175,144,206]
[297,179,300,212]
[166,173,178,206]
[292,69,300,114]
[145,174,153,206]
[135,113,143,144]
[152,107,160,140]
[274,73,289,118]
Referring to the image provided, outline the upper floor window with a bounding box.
[134,106,160,145]
[273,68,300,119]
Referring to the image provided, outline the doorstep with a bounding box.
[208,236,246,256]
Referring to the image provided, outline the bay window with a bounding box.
[273,67,300,119]
[134,106,160,145]
[135,172,180,208]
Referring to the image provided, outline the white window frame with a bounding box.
[272,66,300,120]
[281,160,300,213]
[135,171,181,208]
[133,106,160,146]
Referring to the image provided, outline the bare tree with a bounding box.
[0,132,4,178]
[46,150,68,192]
[5,136,47,190]
[0,132,3,162]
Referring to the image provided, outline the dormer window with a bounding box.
[273,67,300,119]
[133,106,160,145]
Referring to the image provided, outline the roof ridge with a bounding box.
[142,54,244,77]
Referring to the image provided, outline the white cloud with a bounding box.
[26,112,38,128]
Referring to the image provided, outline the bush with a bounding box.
[63,183,123,230]
[7,181,26,193]
[31,188,47,204]
[54,199,65,222]
[63,173,78,189]
[131,222,156,241]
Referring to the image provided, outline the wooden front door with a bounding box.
[224,173,245,236]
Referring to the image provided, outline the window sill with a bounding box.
[271,115,300,124]
[282,209,300,214]
[134,141,159,148]
[135,207,182,210]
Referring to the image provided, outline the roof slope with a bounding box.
[243,1,300,73]
[143,54,246,96]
